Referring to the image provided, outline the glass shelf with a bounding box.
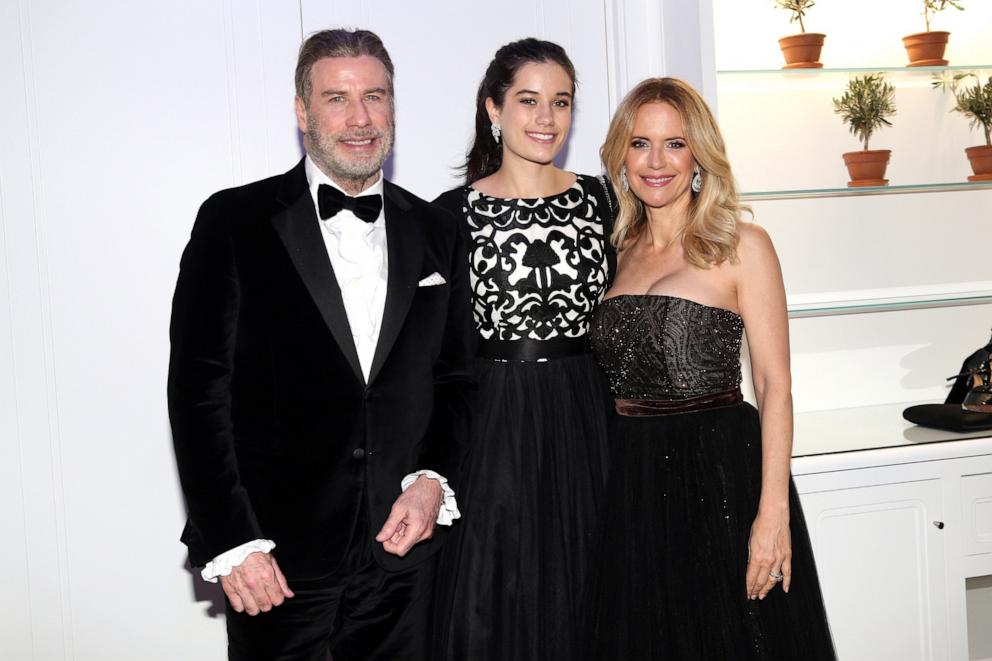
[792,401,992,459]
[717,64,992,76]
[786,285,992,318]
[743,180,992,201]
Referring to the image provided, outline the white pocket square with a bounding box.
[418,272,447,287]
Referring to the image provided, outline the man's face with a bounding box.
[295,55,394,183]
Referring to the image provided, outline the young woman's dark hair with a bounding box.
[463,38,577,183]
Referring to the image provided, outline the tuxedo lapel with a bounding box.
[368,181,422,385]
[270,162,364,383]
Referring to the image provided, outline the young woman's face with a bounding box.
[487,61,573,168]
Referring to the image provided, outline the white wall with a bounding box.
[0,0,680,658]
[300,0,616,196]
[2,1,303,658]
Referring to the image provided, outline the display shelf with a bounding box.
[792,400,992,460]
[786,282,992,318]
[744,180,992,200]
[718,64,992,76]
[717,63,992,198]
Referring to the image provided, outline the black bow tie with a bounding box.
[317,184,383,223]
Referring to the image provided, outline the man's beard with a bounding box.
[306,114,394,183]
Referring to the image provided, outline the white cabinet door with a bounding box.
[798,477,947,661]
[961,471,992,560]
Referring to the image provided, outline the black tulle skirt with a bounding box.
[581,403,836,661]
[433,354,613,661]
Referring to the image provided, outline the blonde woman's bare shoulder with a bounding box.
[728,222,782,291]
[735,222,777,261]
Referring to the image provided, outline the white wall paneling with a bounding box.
[604,0,718,110]
[1,2,74,658]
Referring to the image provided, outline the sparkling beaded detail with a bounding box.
[589,294,744,400]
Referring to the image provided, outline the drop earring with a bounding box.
[691,167,702,193]
[620,166,630,193]
[491,123,501,143]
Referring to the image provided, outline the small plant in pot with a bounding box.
[833,74,897,187]
[938,73,992,181]
[775,0,825,69]
[904,0,964,67]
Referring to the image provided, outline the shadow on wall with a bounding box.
[185,559,226,618]
[900,341,956,395]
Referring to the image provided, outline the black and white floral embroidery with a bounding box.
[461,177,609,341]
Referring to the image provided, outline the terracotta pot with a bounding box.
[966,145,992,182]
[778,33,826,69]
[842,149,891,187]
[902,31,950,67]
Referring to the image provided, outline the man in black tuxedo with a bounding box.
[168,28,473,660]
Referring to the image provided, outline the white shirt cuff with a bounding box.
[200,539,276,583]
[401,470,461,525]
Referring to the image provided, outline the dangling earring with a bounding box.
[691,167,702,193]
[620,166,630,193]
[491,123,501,143]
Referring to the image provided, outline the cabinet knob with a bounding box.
[932,521,945,530]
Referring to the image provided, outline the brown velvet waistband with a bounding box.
[615,389,744,416]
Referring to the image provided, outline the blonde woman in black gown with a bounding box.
[582,78,835,659]
[432,39,616,661]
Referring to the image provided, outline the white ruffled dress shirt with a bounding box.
[200,157,459,583]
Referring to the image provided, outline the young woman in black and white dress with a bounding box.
[431,38,616,661]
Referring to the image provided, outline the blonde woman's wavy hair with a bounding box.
[601,77,749,267]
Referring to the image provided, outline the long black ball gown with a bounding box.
[431,175,616,661]
[583,294,836,660]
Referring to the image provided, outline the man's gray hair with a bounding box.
[295,29,395,102]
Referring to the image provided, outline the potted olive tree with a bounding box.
[903,0,963,67]
[933,72,992,180]
[776,0,825,69]
[953,75,992,180]
[833,74,897,187]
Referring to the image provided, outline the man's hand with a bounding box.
[219,552,294,615]
[375,475,444,557]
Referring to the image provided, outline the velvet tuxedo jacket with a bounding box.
[168,159,475,578]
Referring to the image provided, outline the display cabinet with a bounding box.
[792,405,992,660]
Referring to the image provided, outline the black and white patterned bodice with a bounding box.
[589,295,744,400]
[457,176,611,341]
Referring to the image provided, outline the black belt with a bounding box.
[478,336,588,362]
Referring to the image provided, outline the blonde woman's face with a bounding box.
[624,101,695,212]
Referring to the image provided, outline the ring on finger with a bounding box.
[769,571,784,581]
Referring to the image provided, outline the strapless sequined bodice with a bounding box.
[588,295,744,400]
